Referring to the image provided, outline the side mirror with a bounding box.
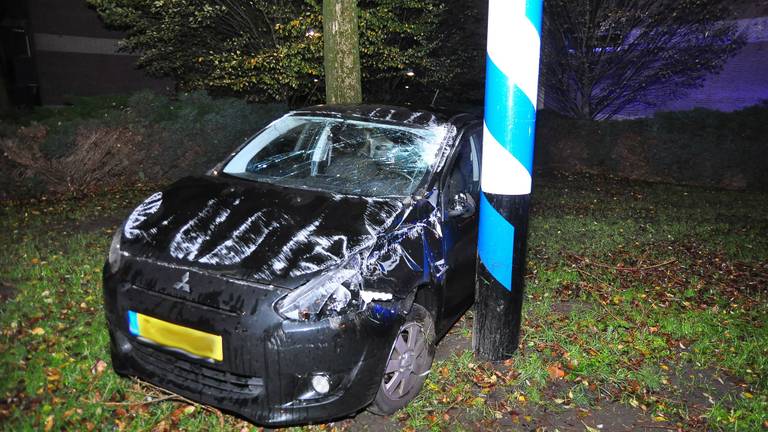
[447,192,476,218]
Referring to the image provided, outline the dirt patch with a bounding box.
[435,315,473,362]
[526,401,676,431]
[435,331,472,362]
[550,300,593,315]
[336,410,401,432]
[664,364,742,412]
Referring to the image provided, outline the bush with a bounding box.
[128,91,287,179]
[1,124,145,195]
[0,91,288,199]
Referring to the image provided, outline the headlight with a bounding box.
[107,228,123,273]
[275,267,363,321]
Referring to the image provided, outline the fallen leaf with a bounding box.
[44,415,54,432]
[46,368,61,382]
[151,420,169,432]
[129,403,149,414]
[565,358,579,369]
[31,327,45,335]
[582,422,599,432]
[547,363,566,380]
[119,419,131,431]
[91,359,108,376]
[171,404,196,423]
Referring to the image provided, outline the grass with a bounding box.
[1,173,766,431]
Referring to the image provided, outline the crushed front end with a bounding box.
[103,256,406,426]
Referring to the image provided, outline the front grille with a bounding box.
[132,341,264,397]
[126,257,277,316]
[131,284,241,316]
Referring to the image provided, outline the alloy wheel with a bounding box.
[382,322,430,399]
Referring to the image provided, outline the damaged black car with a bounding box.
[103,105,483,426]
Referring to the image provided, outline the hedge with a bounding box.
[534,104,768,191]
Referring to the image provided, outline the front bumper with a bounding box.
[103,263,404,426]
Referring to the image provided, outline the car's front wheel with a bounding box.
[369,304,435,415]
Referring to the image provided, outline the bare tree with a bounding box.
[541,0,745,120]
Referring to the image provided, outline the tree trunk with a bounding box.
[322,0,362,104]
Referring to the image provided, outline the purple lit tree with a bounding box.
[541,0,746,120]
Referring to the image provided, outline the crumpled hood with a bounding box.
[121,176,406,288]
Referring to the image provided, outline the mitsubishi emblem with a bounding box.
[173,272,191,293]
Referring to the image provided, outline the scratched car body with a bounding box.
[103,105,484,426]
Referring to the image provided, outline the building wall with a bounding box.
[28,0,123,39]
[25,0,170,105]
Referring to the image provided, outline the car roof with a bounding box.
[289,104,479,130]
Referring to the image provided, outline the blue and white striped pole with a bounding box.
[473,0,543,360]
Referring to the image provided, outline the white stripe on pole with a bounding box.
[480,123,533,195]
[486,0,542,106]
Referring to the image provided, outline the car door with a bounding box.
[437,126,482,334]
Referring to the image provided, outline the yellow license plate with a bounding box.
[128,311,223,361]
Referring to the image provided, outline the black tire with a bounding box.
[368,303,436,415]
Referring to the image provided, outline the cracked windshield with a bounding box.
[222,116,449,196]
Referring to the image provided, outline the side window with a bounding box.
[445,129,481,199]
